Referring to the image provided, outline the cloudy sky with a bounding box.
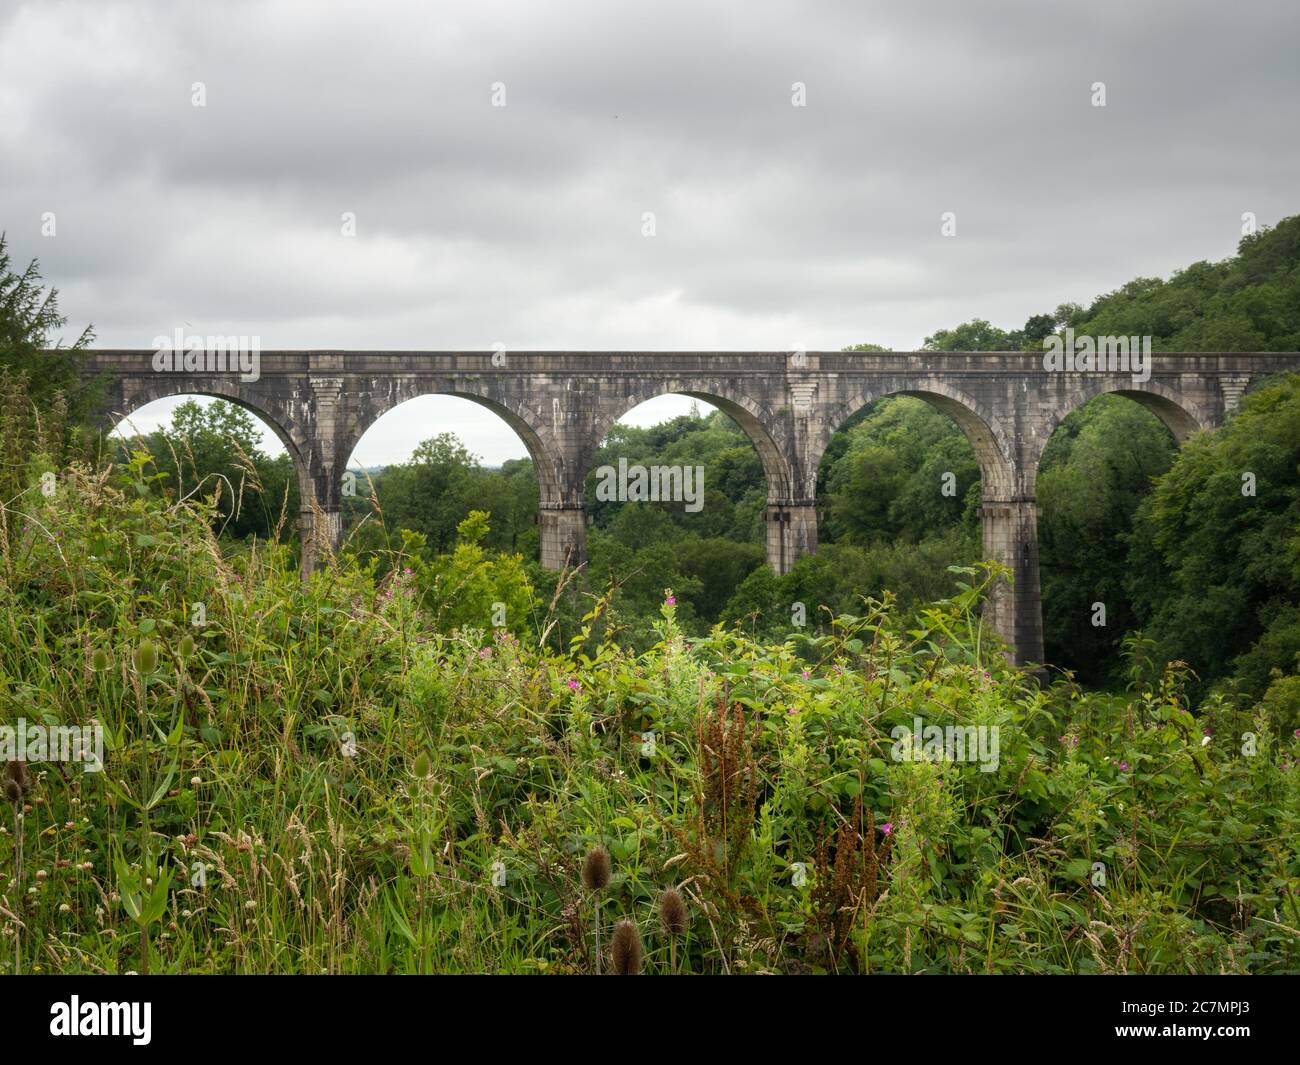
[3,0,1298,464]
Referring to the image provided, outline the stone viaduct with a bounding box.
[81,349,1300,666]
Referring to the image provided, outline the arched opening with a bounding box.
[799,387,1011,637]
[582,392,775,637]
[338,393,548,563]
[110,394,305,545]
[1035,391,1184,684]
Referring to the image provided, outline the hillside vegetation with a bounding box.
[2,219,1300,973]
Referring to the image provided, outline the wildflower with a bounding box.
[567,678,581,692]
[1118,761,1130,772]
[59,903,70,913]
[190,776,201,787]
[478,647,490,659]
[801,670,810,679]
[880,822,893,837]
[664,595,676,606]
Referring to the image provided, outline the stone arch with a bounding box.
[110,379,313,501]
[812,379,1016,498]
[340,382,566,504]
[1041,380,1211,451]
[591,382,793,501]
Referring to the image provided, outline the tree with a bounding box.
[922,319,1019,352]
[1037,396,1178,682]
[0,233,97,497]
[139,399,299,542]
[1127,374,1300,696]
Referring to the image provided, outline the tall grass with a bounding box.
[0,447,1298,974]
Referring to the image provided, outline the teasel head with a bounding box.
[91,647,111,672]
[3,759,31,806]
[581,844,611,892]
[658,887,688,937]
[133,637,158,676]
[610,918,643,975]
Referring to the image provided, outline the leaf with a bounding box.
[146,760,179,810]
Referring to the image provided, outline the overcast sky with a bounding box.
[3,0,1298,464]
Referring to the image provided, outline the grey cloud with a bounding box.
[3,0,1298,460]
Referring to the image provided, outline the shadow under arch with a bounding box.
[812,381,1016,497]
[591,385,793,501]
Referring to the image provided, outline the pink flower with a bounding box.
[664,595,676,606]
[880,822,893,837]
[567,678,581,691]
[478,648,490,659]
[1117,761,1130,772]
[801,670,810,680]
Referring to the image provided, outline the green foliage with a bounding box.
[4,458,1299,974]
[1127,375,1300,697]
[126,399,301,544]
[1065,217,1300,352]
[1038,396,1178,684]
[0,234,98,501]
[821,396,980,545]
[401,511,539,636]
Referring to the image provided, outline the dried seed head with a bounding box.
[610,919,643,975]
[3,760,31,805]
[581,844,611,891]
[658,887,687,937]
